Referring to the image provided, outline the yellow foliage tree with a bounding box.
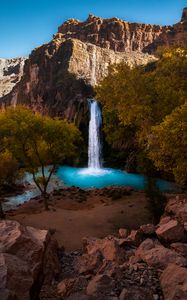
[148,101,187,186]
[0,106,81,210]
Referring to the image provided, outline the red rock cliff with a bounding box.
[0,8,186,125]
[57,9,187,53]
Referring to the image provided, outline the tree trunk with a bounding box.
[42,190,49,210]
[0,198,5,219]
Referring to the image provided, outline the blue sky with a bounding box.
[0,0,186,58]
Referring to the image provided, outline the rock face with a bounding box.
[0,39,155,125]
[181,7,187,22]
[0,220,60,300]
[57,11,187,53]
[0,57,26,98]
[1,9,187,124]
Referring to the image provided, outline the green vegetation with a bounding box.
[148,102,187,186]
[0,106,81,212]
[96,46,187,186]
[0,151,20,218]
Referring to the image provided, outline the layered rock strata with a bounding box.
[57,8,187,53]
[0,57,26,98]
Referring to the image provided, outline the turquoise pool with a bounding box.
[56,166,176,192]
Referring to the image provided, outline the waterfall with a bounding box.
[88,99,102,169]
[79,99,110,176]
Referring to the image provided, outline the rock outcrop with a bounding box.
[0,220,60,300]
[1,8,187,125]
[181,7,187,22]
[57,10,187,54]
[0,57,26,98]
[136,238,186,269]
[0,39,155,125]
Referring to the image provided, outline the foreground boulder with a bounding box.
[0,253,33,300]
[160,264,187,300]
[82,236,126,263]
[122,229,144,247]
[136,238,186,269]
[140,224,155,236]
[0,220,60,300]
[156,219,186,243]
[165,197,187,223]
[171,242,187,257]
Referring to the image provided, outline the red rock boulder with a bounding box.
[140,224,155,236]
[156,219,187,243]
[171,243,187,257]
[136,239,186,269]
[166,197,187,223]
[160,264,187,300]
[83,236,125,263]
[0,220,60,300]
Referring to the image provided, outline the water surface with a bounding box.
[4,166,177,211]
[56,166,176,192]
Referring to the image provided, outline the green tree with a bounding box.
[148,101,187,186]
[96,46,187,179]
[0,151,20,219]
[97,47,187,133]
[0,106,81,210]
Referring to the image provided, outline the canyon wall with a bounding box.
[1,39,156,125]
[57,9,187,53]
[0,8,187,125]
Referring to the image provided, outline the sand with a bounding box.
[8,190,152,251]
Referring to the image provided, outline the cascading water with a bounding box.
[79,99,110,176]
[88,99,102,169]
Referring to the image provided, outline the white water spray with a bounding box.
[79,99,110,176]
[88,99,102,169]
